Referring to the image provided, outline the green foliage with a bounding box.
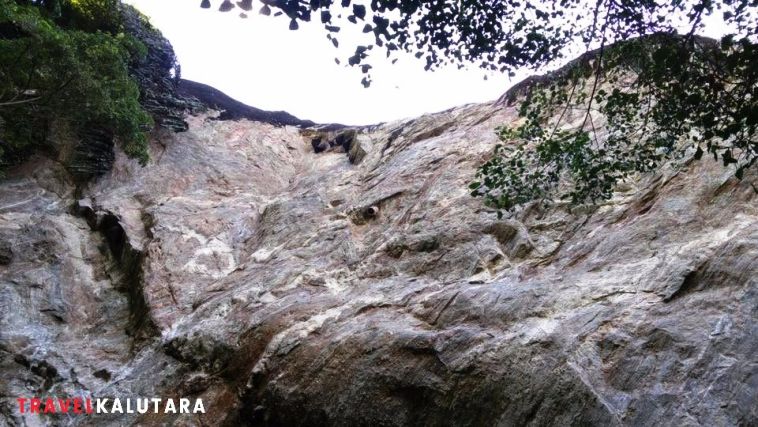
[472,31,757,213]
[203,1,756,212]
[0,0,152,170]
[61,0,123,33]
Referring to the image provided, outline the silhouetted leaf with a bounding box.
[236,0,252,11]
[218,0,234,12]
[353,4,366,20]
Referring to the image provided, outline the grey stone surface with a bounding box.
[0,98,756,426]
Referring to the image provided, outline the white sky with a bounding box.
[126,0,529,125]
[126,0,734,126]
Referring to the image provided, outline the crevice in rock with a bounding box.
[374,125,405,161]
[163,335,234,373]
[305,129,366,164]
[348,191,403,225]
[432,291,460,325]
[224,328,292,426]
[0,240,12,265]
[663,269,702,303]
[73,201,158,344]
[484,221,534,259]
[409,121,455,143]
[13,354,62,391]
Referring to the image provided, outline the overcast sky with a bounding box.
[126,0,733,126]
[124,0,531,125]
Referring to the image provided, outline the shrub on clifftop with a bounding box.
[0,0,153,171]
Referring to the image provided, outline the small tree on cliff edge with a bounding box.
[204,0,757,212]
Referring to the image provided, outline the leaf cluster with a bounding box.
[0,0,153,172]
[471,31,757,214]
[203,0,582,87]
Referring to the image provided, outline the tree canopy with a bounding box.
[0,0,152,171]
[202,1,756,83]
[204,0,757,212]
[472,33,756,212]
[0,0,194,178]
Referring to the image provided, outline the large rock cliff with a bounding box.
[0,79,756,426]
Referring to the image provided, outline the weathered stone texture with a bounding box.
[0,98,756,426]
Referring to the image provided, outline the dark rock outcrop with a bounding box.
[121,4,199,133]
[178,79,323,127]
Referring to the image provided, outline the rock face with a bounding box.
[0,89,756,426]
